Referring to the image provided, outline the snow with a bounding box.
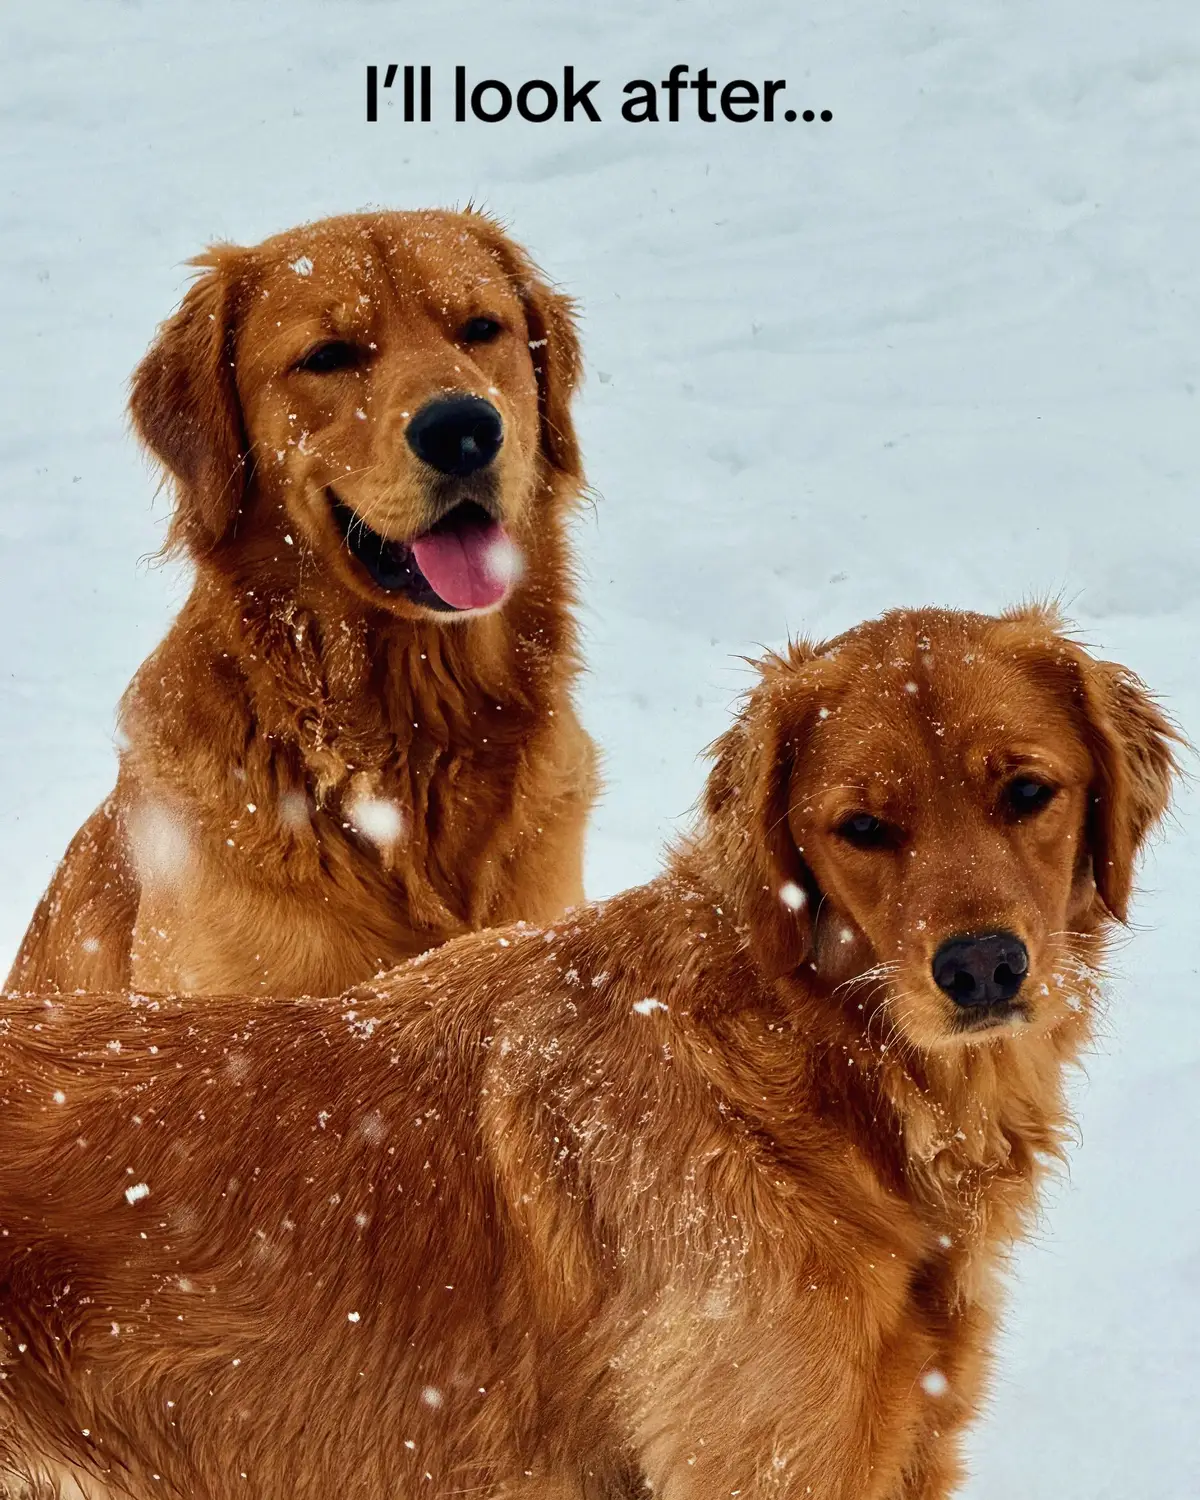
[484,530,525,589]
[344,789,408,852]
[126,798,194,887]
[921,1368,950,1399]
[1,1,1197,1493]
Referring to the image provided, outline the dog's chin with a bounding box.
[326,488,519,617]
[947,999,1031,1039]
[885,991,1033,1054]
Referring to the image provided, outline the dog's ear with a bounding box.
[130,248,251,555]
[469,215,583,479]
[1070,652,1182,922]
[703,648,822,979]
[518,271,582,478]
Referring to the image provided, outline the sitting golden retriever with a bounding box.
[0,605,1177,1500]
[7,209,597,998]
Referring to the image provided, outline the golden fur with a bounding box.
[0,606,1178,1499]
[7,209,597,997]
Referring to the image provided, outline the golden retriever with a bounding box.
[7,209,597,998]
[0,605,1177,1499]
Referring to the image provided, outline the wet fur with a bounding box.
[7,210,597,997]
[0,607,1178,1499]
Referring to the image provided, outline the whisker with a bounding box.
[832,960,900,999]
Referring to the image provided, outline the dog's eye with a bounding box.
[836,812,890,849]
[1005,777,1057,817]
[295,340,363,375]
[460,316,503,344]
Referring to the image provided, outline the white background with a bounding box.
[2,2,1197,1493]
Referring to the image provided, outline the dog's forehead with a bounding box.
[797,616,1088,790]
[249,212,513,313]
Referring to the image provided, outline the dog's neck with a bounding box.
[172,479,580,800]
[669,850,1100,1265]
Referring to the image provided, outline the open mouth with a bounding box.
[329,493,518,613]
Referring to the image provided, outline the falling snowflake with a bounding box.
[127,800,193,887]
[346,792,407,852]
[921,1369,949,1398]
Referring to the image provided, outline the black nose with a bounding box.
[931,932,1029,1008]
[405,395,503,477]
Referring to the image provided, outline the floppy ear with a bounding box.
[469,215,583,479]
[1071,652,1182,922]
[519,272,582,478]
[703,655,820,979]
[129,248,251,555]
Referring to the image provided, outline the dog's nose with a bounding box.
[406,395,503,477]
[931,932,1029,1007]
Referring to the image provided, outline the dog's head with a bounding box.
[130,209,582,619]
[704,605,1180,1050]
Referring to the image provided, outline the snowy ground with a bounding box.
[2,1,1198,1493]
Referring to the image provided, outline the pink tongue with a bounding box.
[410,517,513,611]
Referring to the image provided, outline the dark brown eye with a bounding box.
[836,812,890,849]
[1005,777,1057,817]
[295,340,363,375]
[460,316,503,344]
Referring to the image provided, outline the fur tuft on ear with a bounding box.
[130,248,251,555]
[1071,653,1183,922]
[1001,596,1069,634]
[467,214,583,480]
[702,652,821,979]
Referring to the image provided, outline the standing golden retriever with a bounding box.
[0,606,1177,1500]
[7,209,597,997]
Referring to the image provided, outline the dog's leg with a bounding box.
[130,867,437,995]
[493,782,592,922]
[4,799,137,994]
[484,717,598,925]
[620,1295,958,1500]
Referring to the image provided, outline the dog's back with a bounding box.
[0,607,1179,1499]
